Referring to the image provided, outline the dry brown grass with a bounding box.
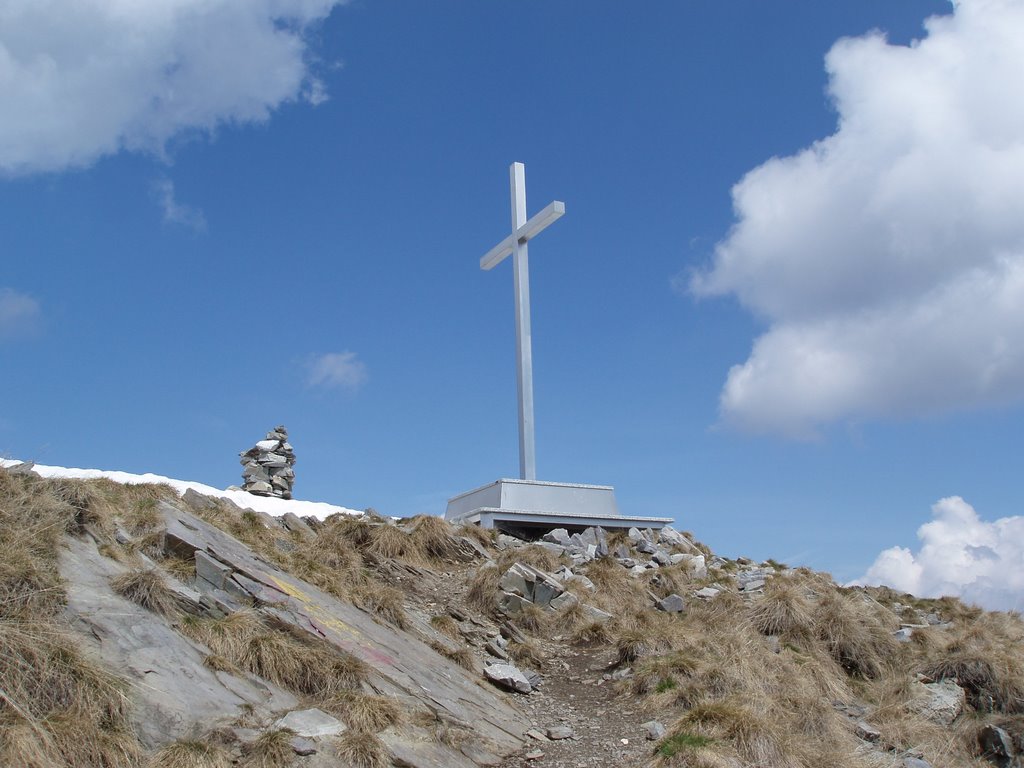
[466,563,502,614]
[429,614,461,639]
[327,691,403,732]
[120,496,164,535]
[509,543,566,573]
[240,728,293,768]
[507,637,546,668]
[365,523,422,562]
[180,611,368,699]
[111,568,181,618]
[0,469,143,768]
[408,514,465,562]
[749,577,815,639]
[571,619,615,646]
[429,638,478,671]
[335,730,390,768]
[513,602,550,635]
[672,700,789,767]
[812,591,899,679]
[147,739,232,768]
[921,611,1024,713]
[457,522,494,549]
[352,583,409,629]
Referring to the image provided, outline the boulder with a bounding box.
[498,562,565,608]
[656,594,686,613]
[582,604,613,624]
[484,663,533,694]
[910,679,966,726]
[854,721,881,742]
[694,587,721,599]
[642,721,667,741]
[542,528,572,547]
[978,724,1015,767]
[546,726,574,740]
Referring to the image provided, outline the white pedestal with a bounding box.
[445,478,672,535]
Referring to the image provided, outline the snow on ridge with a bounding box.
[0,459,362,521]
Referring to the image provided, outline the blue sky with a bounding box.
[3,0,1024,607]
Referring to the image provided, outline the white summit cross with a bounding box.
[480,161,565,481]
[444,163,672,537]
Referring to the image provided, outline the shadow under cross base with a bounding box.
[444,478,672,539]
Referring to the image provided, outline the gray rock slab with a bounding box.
[652,550,672,566]
[641,721,666,740]
[855,721,881,742]
[657,594,686,613]
[274,708,346,738]
[549,592,579,612]
[499,563,531,598]
[280,512,315,540]
[380,728,482,768]
[536,541,566,558]
[195,549,233,591]
[157,500,529,757]
[58,537,299,749]
[978,724,1014,763]
[486,639,510,660]
[290,736,318,756]
[498,591,530,616]
[582,604,613,624]
[546,725,574,740]
[909,679,965,726]
[694,587,721,599]
[541,528,572,547]
[484,663,532,694]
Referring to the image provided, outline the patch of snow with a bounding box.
[0,459,362,521]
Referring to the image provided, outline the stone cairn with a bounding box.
[239,425,296,499]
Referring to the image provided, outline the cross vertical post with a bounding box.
[510,163,536,481]
[479,162,564,482]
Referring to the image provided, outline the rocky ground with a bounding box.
[3,463,1023,768]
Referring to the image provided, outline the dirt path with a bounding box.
[499,646,660,768]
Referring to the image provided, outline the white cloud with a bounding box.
[306,351,367,392]
[0,287,41,339]
[0,0,345,175]
[855,496,1024,611]
[690,0,1024,437]
[154,178,206,231]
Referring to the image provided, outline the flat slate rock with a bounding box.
[484,662,533,694]
[274,708,345,738]
[59,537,298,749]
[157,500,529,758]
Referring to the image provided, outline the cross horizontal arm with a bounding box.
[480,200,566,271]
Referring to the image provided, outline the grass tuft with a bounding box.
[240,728,293,768]
[327,691,403,732]
[148,739,232,768]
[111,568,181,618]
[335,730,390,768]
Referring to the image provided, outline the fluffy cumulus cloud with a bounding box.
[855,497,1024,611]
[0,0,345,175]
[0,287,41,339]
[691,0,1024,437]
[306,351,367,392]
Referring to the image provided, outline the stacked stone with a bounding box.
[240,425,296,499]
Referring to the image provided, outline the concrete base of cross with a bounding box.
[445,478,672,538]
